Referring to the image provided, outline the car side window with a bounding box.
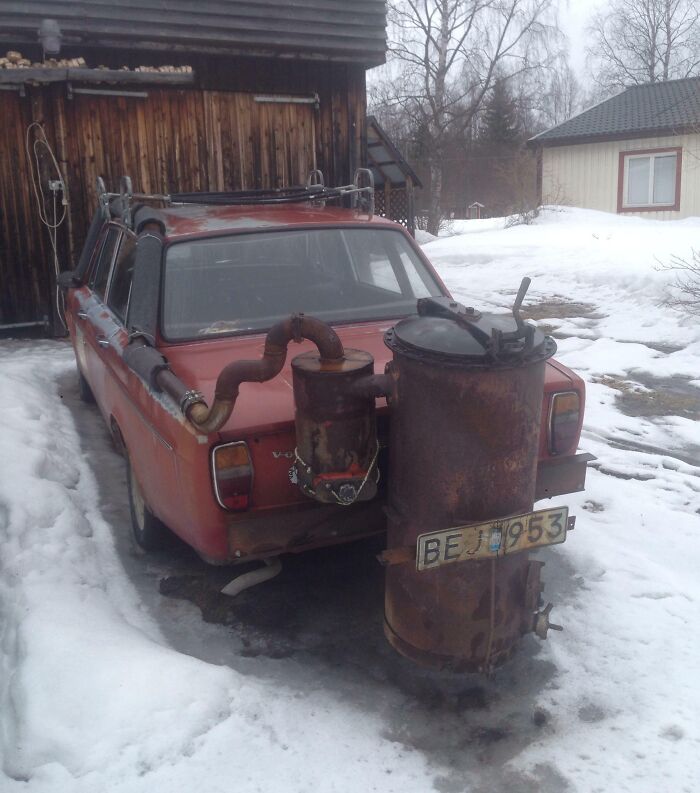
[90,227,121,301]
[107,234,137,324]
[344,230,402,294]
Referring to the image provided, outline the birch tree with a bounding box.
[587,0,700,93]
[385,0,558,234]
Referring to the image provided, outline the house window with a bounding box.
[618,147,681,212]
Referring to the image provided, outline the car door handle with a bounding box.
[97,337,110,348]
[77,310,88,319]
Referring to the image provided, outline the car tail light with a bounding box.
[211,442,253,511]
[549,391,581,456]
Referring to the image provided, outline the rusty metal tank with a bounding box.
[382,281,557,672]
[291,348,380,505]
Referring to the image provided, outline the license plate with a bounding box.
[416,507,570,571]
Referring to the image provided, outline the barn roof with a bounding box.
[530,77,700,147]
[0,0,387,66]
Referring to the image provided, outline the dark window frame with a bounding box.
[617,146,682,213]
[106,231,138,325]
[89,224,123,301]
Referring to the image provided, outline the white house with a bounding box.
[529,78,700,220]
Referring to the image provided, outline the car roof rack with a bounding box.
[96,169,374,230]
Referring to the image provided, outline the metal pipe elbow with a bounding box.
[265,314,345,361]
[181,314,345,434]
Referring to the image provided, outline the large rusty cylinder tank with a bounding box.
[382,291,557,672]
[291,348,380,506]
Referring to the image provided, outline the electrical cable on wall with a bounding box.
[25,121,68,332]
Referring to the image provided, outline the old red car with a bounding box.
[61,174,591,671]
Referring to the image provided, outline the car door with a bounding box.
[105,233,181,531]
[69,221,107,378]
[81,225,123,412]
[102,230,137,393]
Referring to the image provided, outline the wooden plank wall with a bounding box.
[0,90,54,326]
[0,62,366,328]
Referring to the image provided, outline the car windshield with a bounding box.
[161,227,444,339]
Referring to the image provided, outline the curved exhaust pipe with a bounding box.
[127,314,345,435]
[181,314,344,434]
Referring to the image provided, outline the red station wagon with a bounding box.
[61,175,591,669]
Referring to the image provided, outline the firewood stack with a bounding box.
[0,50,87,68]
[134,65,193,73]
[0,51,192,73]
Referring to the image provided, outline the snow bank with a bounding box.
[1,206,699,793]
[0,342,431,792]
[426,206,700,791]
[413,229,438,245]
[427,206,700,350]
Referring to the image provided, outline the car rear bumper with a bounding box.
[222,452,595,563]
[225,498,387,563]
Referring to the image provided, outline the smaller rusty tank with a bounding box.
[291,348,380,505]
[382,280,558,672]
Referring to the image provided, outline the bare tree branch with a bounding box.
[587,0,700,93]
[380,0,559,234]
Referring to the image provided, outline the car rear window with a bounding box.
[161,228,443,340]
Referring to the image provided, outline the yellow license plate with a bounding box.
[416,506,570,571]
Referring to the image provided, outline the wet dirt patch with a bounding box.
[522,300,602,322]
[522,299,606,340]
[660,724,685,741]
[159,536,387,662]
[593,375,700,420]
[472,725,509,745]
[636,341,684,355]
[578,703,606,723]
[582,500,605,513]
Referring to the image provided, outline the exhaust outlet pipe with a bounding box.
[221,557,282,598]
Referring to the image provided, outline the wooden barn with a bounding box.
[0,0,387,333]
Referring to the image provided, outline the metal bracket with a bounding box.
[306,169,325,188]
[352,168,375,217]
[533,602,564,640]
[96,176,110,219]
[119,175,133,228]
[94,175,170,228]
[377,545,416,566]
[179,389,206,416]
[488,277,536,359]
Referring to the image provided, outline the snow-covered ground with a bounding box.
[1,207,699,792]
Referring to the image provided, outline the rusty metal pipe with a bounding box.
[157,314,345,435]
[349,371,394,400]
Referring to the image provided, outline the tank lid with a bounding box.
[385,280,556,367]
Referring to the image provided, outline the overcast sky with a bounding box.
[560,0,609,81]
[369,0,611,88]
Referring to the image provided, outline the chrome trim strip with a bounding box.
[211,441,253,511]
[548,390,580,456]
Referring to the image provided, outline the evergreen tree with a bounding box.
[479,80,521,149]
